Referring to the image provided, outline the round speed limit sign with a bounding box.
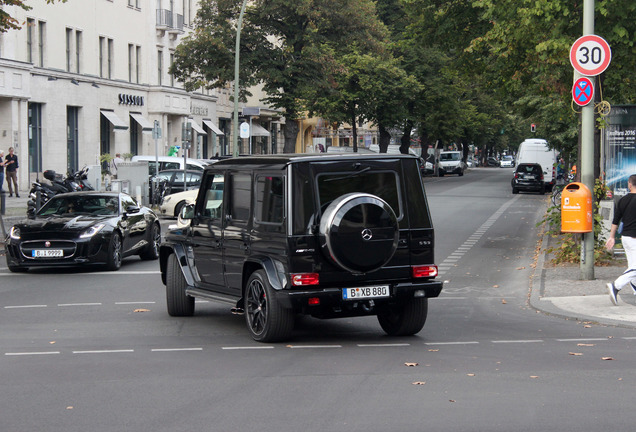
[570,35,611,76]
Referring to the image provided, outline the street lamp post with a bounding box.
[232,0,249,157]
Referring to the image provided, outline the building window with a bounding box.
[136,46,141,83]
[157,49,163,85]
[26,18,34,63]
[38,21,45,67]
[128,44,134,82]
[67,106,79,172]
[170,52,174,87]
[75,31,82,73]
[107,38,113,79]
[99,37,104,77]
[28,103,43,173]
[66,28,72,71]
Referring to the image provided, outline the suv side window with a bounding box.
[255,175,284,226]
[228,172,251,226]
[201,173,225,219]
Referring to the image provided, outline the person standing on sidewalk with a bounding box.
[606,174,636,305]
[111,153,124,179]
[0,149,5,192]
[4,147,19,197]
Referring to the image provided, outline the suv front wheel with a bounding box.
[377,298,428,336]
[245,270,294,342]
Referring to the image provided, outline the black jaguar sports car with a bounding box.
[5,191,160,272]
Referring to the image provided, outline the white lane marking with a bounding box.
[556,338,609,342]
[287,345,342,349]
[439,195,521,272]
[622,337,636,340]
[151,348,203,352]
[115,302,156,305]
[5,351,60,356]
[221,346,275,350]
[491,340,544,344]
[58,303,102,307]
[357,343,410,347]
[425,341,479,346]
[73,349,134,354]
[4,305,48,309]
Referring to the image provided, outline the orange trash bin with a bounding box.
[561,182,593,233]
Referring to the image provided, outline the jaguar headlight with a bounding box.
[79,224,105,239]
[9,226,20,240]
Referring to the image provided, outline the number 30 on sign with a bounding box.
[569,35,612,76]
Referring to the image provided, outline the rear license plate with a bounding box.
[343,285,390,300]
[32,249,63,258]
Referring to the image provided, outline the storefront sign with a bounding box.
[118,94,144,106]
[191,105,209,116]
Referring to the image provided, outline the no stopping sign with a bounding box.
[570,35,612,76]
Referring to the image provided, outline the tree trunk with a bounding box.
[400,120,413,154]
[379,125,391,153]
[352,111,358,152]
[283,120,299,153]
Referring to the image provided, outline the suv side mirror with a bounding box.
[180,203,195,220]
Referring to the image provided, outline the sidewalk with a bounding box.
[2,189,636,328]
[530,233,636,329]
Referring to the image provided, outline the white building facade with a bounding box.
[0,0,236,192]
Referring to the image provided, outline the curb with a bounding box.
[529,232,636,329]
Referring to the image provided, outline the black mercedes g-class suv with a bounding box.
[159,153,442,342]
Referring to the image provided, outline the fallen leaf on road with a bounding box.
[569,352,583,356]
[467,374,475,377]
[134,309,150,313]
[49,341,56,344]
[602,357,614,361]
[493,285,499,288]
[577,343,595,347]
[412,381,426,385]
[66,406,73,410]
[428,349,439,352]
[501,299,507,304]
[405,362,418,367]
[584,325,592,328]
[530,376,539,379]
[449,400,456,403]
[516,267,526,270]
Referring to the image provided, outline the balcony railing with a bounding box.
[156,9,184,33]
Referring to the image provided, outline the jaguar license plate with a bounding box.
[343,285,390,300]
[32,249,63,258]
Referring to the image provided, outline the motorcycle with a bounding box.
[27,167,94,215]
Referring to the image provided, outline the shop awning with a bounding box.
[100,110,128,130]
[251,123,270,137]
[202,119,224,136]
[188,119,205,134]
[130,113,154,131]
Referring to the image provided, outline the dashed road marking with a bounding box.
[4,305,47,309]
[5,351,60,356]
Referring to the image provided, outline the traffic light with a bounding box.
[531,123,536,133]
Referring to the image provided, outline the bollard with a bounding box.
[0,190,5,215]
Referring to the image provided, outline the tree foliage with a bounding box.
[171,0,389,152]
[0,0,66,33]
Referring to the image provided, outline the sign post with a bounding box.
[152,120,161,206]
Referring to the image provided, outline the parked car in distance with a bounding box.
[5,191,160,272]
[131,155,209,176]
[511,163,545,194]
[160,153,443,342]
[152,169,203,196]
[516,138,557,191]
[487,156,499,167]
[159,189,198,218]
[500,155,515,168]
[438,151,466,176]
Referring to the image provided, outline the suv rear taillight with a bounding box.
[291,273,320,286]
[412,265,438,278]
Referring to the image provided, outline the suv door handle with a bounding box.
[240,243,249,251]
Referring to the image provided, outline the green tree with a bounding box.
[171,0,389,153]
[1,0,66,33]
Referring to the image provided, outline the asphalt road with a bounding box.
[1,167,635,432]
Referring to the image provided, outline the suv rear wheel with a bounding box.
[245,270,294,342]
[377,298,428,336]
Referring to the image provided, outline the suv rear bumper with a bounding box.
[282,280,443,308]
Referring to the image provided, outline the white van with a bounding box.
[131,155,209,176]
[515,139,557,191]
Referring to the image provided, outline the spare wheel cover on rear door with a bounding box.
[319,193,399,274]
